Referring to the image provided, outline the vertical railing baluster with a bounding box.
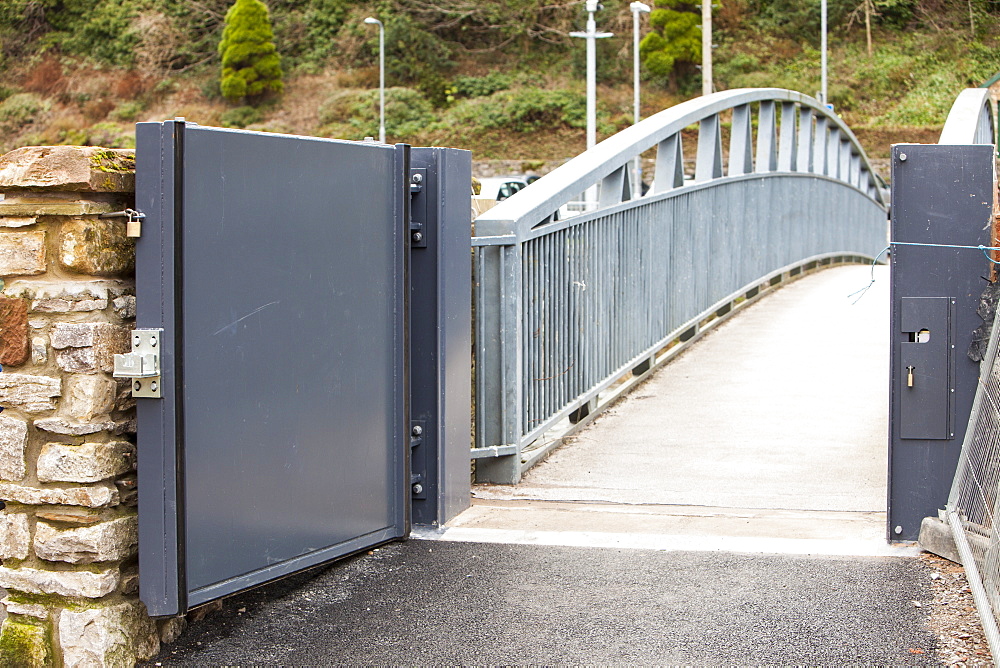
[826,127,840,179]
[851,153,862,189]
[543,233,551,426]
[600,166,627,208]
[813,116,828,175]
[797,107,813,173]
[696,114,724,182]
[653,134,685,193]
[729,105,753,176]
[756,101,777,173]
[778,102,797,171]
[839,138,851,181]
[559,230,567,416]
[531,240,539,432]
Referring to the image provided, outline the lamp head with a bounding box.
[630,1,651,12]
[363,17,382,26]
[585,0,603,12]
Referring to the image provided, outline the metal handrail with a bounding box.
[473,88,889,483]
[940,88,996,145]
[476,88,886,241]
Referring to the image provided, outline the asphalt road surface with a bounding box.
[146,539,937,666]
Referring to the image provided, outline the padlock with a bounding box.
[126,211,142,238]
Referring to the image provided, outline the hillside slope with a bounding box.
[0,0,996,166]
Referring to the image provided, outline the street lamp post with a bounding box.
[702,0,712,95]
[630,2,651,195]
[570,0,613,152]
[821,0,828,105]
[363,17,385,144]
[571,0,612,205]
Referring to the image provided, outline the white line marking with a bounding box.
[411,527,920,557]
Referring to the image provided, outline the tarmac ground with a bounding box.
[148,540,938,666]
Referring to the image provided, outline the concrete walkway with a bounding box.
[435,263,909,556]
[146,265,939,665]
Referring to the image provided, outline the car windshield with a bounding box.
[479,177,528,201]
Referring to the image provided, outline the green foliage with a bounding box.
[58,0,138,64]
[640,0,702,87]
[110,100,145,121]
[87,121,135,147]
[219,0,283,103]
[320,87,439,140]
[449,88,586,132]
[270,0,350,69]
[393,0,580,55]
[0,93,48,129]
[0,0,139,64]
[450,73,514,99]
[220,104,264,127]
[869,0,918,27]
[382,13,454,106]
[747,0,852,42]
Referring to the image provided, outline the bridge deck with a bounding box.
[440,264,909,555]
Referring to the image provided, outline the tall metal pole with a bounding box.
[821,0,828,105]
[702,0,712,96]
[570,1,612,206]
[364,17,386,144]
[631,2,651,195]
[571,1,613,151]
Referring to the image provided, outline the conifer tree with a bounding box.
[219,0,283,103]
[639,0,702,89]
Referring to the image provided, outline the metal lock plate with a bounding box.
[113,329,162,398]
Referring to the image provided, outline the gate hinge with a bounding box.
[410,421,426,498]
[409,169,427,248]
[99,209,146,238]
[113,329,162,398]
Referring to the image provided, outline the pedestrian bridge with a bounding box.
[463,87,997,549]
[473,88,890,484]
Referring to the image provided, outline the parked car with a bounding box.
[478,176,529,202]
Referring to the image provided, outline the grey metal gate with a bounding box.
[134,121,412,617]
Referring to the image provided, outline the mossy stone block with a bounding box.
[60,218,135,277]
[0,146,135,193]
[0,617,52,668]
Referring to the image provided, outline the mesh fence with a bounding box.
[947,305,1000,660]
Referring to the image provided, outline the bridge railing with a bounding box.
[473,88,889,483]
[943,88,1000,661]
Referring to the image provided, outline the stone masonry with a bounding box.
[0,146,159,667]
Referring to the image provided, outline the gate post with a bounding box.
[888,143,996,541]
[0,147,160,666]
[409,147,473,525]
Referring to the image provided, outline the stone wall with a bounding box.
[0,146,158,666]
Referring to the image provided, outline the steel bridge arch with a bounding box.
[473,88,889,483]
